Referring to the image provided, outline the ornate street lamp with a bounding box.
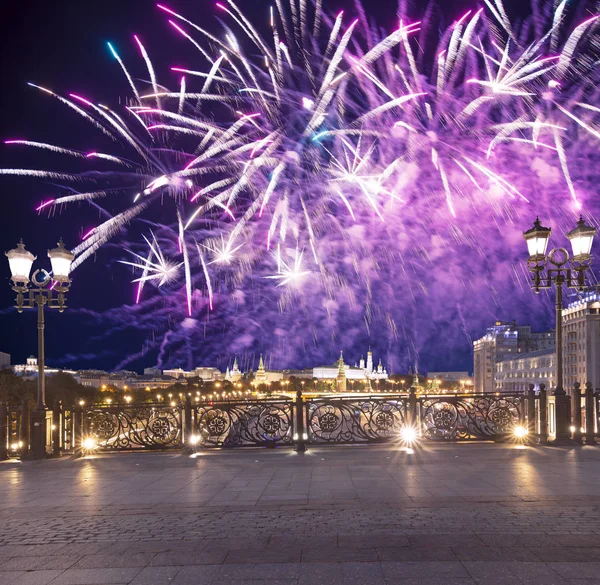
[5,239,74,459]
[523,216,596,443]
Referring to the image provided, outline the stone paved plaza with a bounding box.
[1,443,600,584]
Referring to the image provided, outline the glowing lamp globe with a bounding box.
[523,217,551,260]
[6,240,36,284]
[48,239,74,282]
[566,217,596,261]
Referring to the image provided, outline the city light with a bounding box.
[400,426,418,445]
[82,437,97,451]
[513,426,528,439]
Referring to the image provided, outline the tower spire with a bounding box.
[336,351,347,393]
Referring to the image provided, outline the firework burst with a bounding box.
[3,0,600,371]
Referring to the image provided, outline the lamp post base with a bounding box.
[551,393,578,446]
[29,408,47,460]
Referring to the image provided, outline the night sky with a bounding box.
[0,0,563,373]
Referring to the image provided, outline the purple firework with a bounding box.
[2,0,600,372]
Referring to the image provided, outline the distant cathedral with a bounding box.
[225,356,242,383]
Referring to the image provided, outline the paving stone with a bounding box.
[130,566,182,584]
[451,547,541,561]
[378,546,457,561]
[200,538,268,551]
[53,543,132,556]
[382,577,476,585]
[552,536,600,548]
[338,535,410,549]
[301,547,378,563]
[531,548,600,562]
[268,536,337,549]
[0,573,25,585]
[551,562,600,579]
[49,568,141,584]
[218,563,300,580]
[225,548,301,564]
[150,551,228,566]
[0,557,78,572]
[170,565,220,585]
[296,562,340,583]
[463,561,566,583]
[407,535,486,548]
[0,547,66,558]
[381,561,471,580]
[341,562,386,584]
[477,534,562,548]
[9,571,64,585]
[71,552,155,569]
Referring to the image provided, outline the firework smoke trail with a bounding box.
[3,0,600,372]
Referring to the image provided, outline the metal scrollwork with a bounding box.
[419,394,523,440]
[194,400,293,447]
[307,397,409,443]
[84,404,182,450]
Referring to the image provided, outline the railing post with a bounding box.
[539,384,548,445]
[585,383,596,445]
[408,387,417,428]
[21,400,30,458]
[572,383,582,443]
[73,403,83,457]
[295,390,306,452]
[0,402,7,461]
[52,401,62,457]
[527,384,536,442]
[183,395,192,453]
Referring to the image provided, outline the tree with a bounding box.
[0,369,34,404]
[45,372,97,407]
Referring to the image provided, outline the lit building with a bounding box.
[336,352,347,393]
[313,348,388,382]
[283,369,313,379]
[13,356,40,374]
[563,286,600,391]
[13,356,76,377]
[252,355,284,386]
[225,357,242,383]
[428,371,471,383]
[473,322,555,393]
[163,368,188,379]
[0,352,10,369]
[495,348,555,393]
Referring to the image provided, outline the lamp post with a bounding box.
[523,216,596,442]
[5,239,74,459]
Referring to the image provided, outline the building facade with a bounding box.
[563,287,600,390]
[0,352,10,369]
[428,371,471,383]
[313,348,389,382]
[495,348,555,393]
[473,322,555,393]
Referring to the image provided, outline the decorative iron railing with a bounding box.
[83,403,182,451]
[192,398,293,447]
[3,386,600,459]
[418,393,524,440]
[306,395,409,443]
